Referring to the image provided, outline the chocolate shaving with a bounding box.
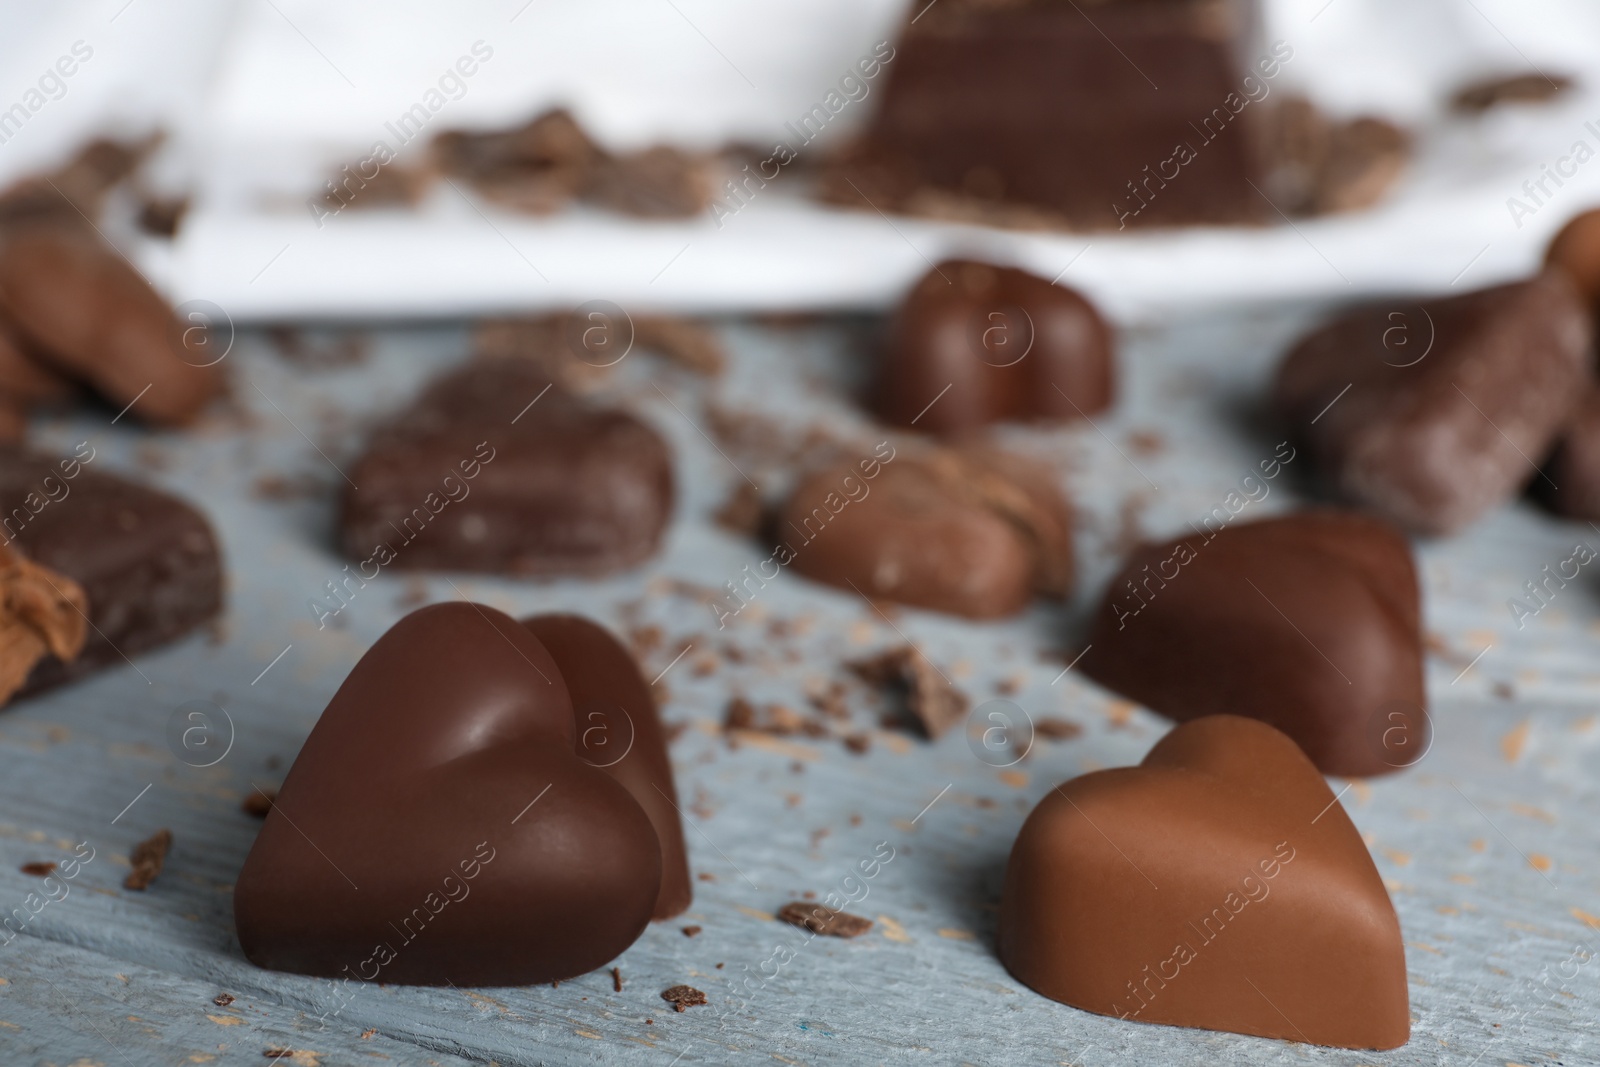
[660,984,708,1012]
[0,541,88,706]
[777,901,873,939]
[681,925,702,937]
[241,787,276,818]
[123,828,172,891]
[1452,72,1573,113]
[1034,717,1084,741]
[611,966,623,992]
[19,861,55,876]
[849,646,968,739]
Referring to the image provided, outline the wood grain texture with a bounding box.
[0,312,1594,1065]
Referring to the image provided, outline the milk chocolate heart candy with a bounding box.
[1082,511,1425,778]
[1000,715,1409,1050]
[873,260,1113,436]
[776,443,1073,619]
[1274,270,1590,534]
[0,220,219,425]
[520,613,691,919]
[235,603,663,985]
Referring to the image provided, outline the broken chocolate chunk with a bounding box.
[124,828,172,891]
[660,984,708,1012]
[850,646,968,740]
[0,540,86,705]
[777,901,873,939]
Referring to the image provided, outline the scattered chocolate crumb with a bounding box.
[995,677,1020,696]
[789,761,805,775]
[682,925,702,938]
[552,980,560,988]
[698,872,716,883]
[212,993,234,1007]
[777,901,873,939]
[849,647,969,739]
[1126,430,1166,457]
[241,787,276,818]
[713,482,764,537]
[843,733,871,755]
[1492,681,1515,700]
[628,625,664,656]
[1034,717,1084,741]
[611,966,623,992]
[136,194,189,238]
[975,797,998,810]
[360,1028,376,1039]
[716,962,725,969]
[809,828,830,849]
[661,984,708,1012]
[19,861,56,876]
[849,813,862,827]
[263,1051,308,1062]
[123,829,172,891]
[1452,72,1573,113]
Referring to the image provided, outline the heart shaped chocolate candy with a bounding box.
[873,260,1113,436]
[1001,715,1409,1050]
[235,602,676,985]
[1083,510,1425,777]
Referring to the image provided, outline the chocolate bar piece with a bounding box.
[340,359,674,577]
[873,260,1113,434]
[0,451,223,695]
[236,603,680,985]
[1001,715,1409,1049]
[1082,511,1425,778]
[775,442,1072,619]
[1275,271,1591,534]
[840,0,1278,229]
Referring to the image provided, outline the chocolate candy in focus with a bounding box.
[1274,271,1591,534]
[1001,715,1409,1049]
[235,603,688,985]
[1083,511,1426,778]
[874,261,1113,435]
[339,358,674,577]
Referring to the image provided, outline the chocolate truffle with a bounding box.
[0,451,222,697]
[1082,511,1425,778]
[874,261,1113,435]
[0,220,220,425]
[1275,271,1591,534]
[1001,715,1409,1050]
[339,358,673,577]
[521,613,691,919]
[837,0,1277,229]
[236,603,685,986]
[776,442,1072,619]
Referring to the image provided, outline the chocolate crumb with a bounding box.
[682,925,702,937]
[777,901,873,939]
[19,861,56,876]
[723,696,755,732]
[843,732,871,755]
[1034,717,1084,741]
[698,871,716,882]
[645,1018,654,1024]
[661,984,708,1012]
[849,646,969,739]
[241,787,276,818]
[1452,72,1573,113]
[715,962,724,969]
[360,1028,376,1039]
[713,482,763,536]
[212,993,234,1007]
[611,966,623,992]
[123,829,172,891]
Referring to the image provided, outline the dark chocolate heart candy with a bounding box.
[339,357,673,577]
[1274,270,1590,534]
[1083,510,1425,778]
[1001,715,1409,1050]
[873,260,1113,435]
[235,602,663,985]
[521,612,691,919]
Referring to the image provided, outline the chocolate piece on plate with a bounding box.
[874,260,1113,434]
[776,442,1072,619]
[434,108,601,214]
[836,0,1277,229]
[1083,511,1426,778]
[339,358,673,577]
[0,451,222,697]
[1001,715,1409,1049]
[521,613,692,919]
[236,603,683,985]
[1274,271,1591,534]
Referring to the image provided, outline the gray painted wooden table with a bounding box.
[0,307,1594,1066]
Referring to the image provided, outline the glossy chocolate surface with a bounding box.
[1001,715,1409,1049]
[874,261,1113,435]
[235,603,671,986]
[1083,511,1425,777]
